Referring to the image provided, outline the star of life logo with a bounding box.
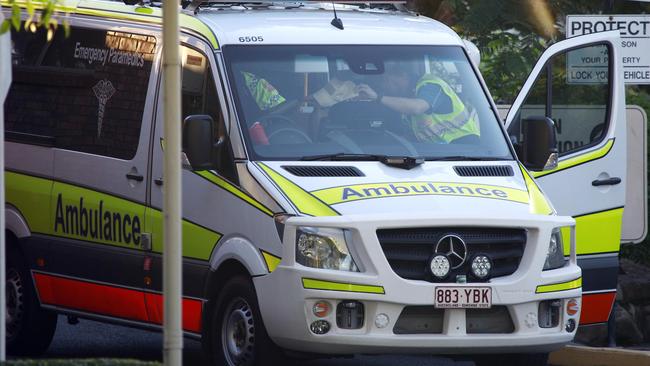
[92,79,116,138]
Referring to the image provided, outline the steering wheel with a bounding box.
[258,114,312,144]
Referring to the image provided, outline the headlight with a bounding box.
[296,227,358,271]
[543,229,566,270]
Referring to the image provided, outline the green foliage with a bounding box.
[0,360,160,366]
[0,0,69,38]
[411,0,650,103]
[621,241,650,267]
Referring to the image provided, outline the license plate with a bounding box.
[434,287,492,309]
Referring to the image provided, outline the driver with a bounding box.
[356,68,480,143]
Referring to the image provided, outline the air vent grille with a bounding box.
[282,165,364,177]
[454,165,514,177]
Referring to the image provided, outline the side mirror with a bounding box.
[520,116,558,172]
[182,115,222,171]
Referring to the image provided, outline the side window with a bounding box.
[5,26,156,159]
[509,43,610,156]
[181,45,237,183]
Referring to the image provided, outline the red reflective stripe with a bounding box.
[580,292,616,325]
[144,293,202,333]
[33,273,203,333]
[145,292,163,324]
[33,272,149,322]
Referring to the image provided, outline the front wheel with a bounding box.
[6,246,57,356]
[473,352,549,366]
[203,276,284,366]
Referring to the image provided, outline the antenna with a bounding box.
[330,2,344,30]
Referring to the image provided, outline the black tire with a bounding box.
[203,276,284,366]
[473,353,549,366]
[6,245,57,356]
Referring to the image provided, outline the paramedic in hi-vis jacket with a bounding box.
[356,69,480,144]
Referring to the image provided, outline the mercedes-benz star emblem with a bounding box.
[435,235,468,269]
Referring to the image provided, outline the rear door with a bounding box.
[506,31,625,326]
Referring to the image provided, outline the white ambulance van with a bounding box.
[2,1,634,365]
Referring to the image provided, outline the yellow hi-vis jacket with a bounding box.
[409,75,480,143]
[242,71,286,111]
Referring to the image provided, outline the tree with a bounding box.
[410,0,650,102]
[1,0,68,39]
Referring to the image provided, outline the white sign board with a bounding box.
[567,15,650,84]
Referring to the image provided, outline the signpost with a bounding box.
[161,2,183,365]
[567,15,650,84]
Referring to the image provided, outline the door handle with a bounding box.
[154,178,163,186]
[126,173,144,182]
[592,177,621,186]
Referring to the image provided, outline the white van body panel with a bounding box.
[209,235,269,276]
[256,212,577,354]
[198,10,462,47]
[256,161,535,216]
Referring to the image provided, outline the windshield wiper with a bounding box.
[300,153,424,170]
[300,153,384,161]
[425,156,511,161]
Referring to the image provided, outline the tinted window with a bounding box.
[224,45,512,162]
[5,26,156,159]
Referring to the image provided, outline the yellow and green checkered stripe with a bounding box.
[536,277,582,294]
[559,208,623,256]
[519,164,554,215]
[146,208,222,261]
[261,250,281,273]
[6,171,221,261]
[532,139,614,178]
[257,163,339,217]
[311,181,530,206]
[302,278,385,294]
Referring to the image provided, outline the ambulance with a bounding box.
[1,1,638,365]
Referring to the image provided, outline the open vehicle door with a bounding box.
[506,31,626,326]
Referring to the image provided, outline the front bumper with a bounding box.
[255,212,581,355]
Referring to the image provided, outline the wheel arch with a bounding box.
[5,205,31,239]
[202,236,269,333]
[208,235,268,282]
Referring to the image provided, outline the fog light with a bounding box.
[539,300,561,328]
[312,301,331,318]
[336,301,364,329]
[310,320,331,335]
[429,255,451,279]
[375,313,390,329]
[565,318,576,333]
[471,255,492,279]
[567,298,579,316]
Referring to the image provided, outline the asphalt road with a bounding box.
[42,315,476,366]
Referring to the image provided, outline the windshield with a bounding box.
[224,45,513,161]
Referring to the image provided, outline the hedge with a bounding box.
[1,360,161,366]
